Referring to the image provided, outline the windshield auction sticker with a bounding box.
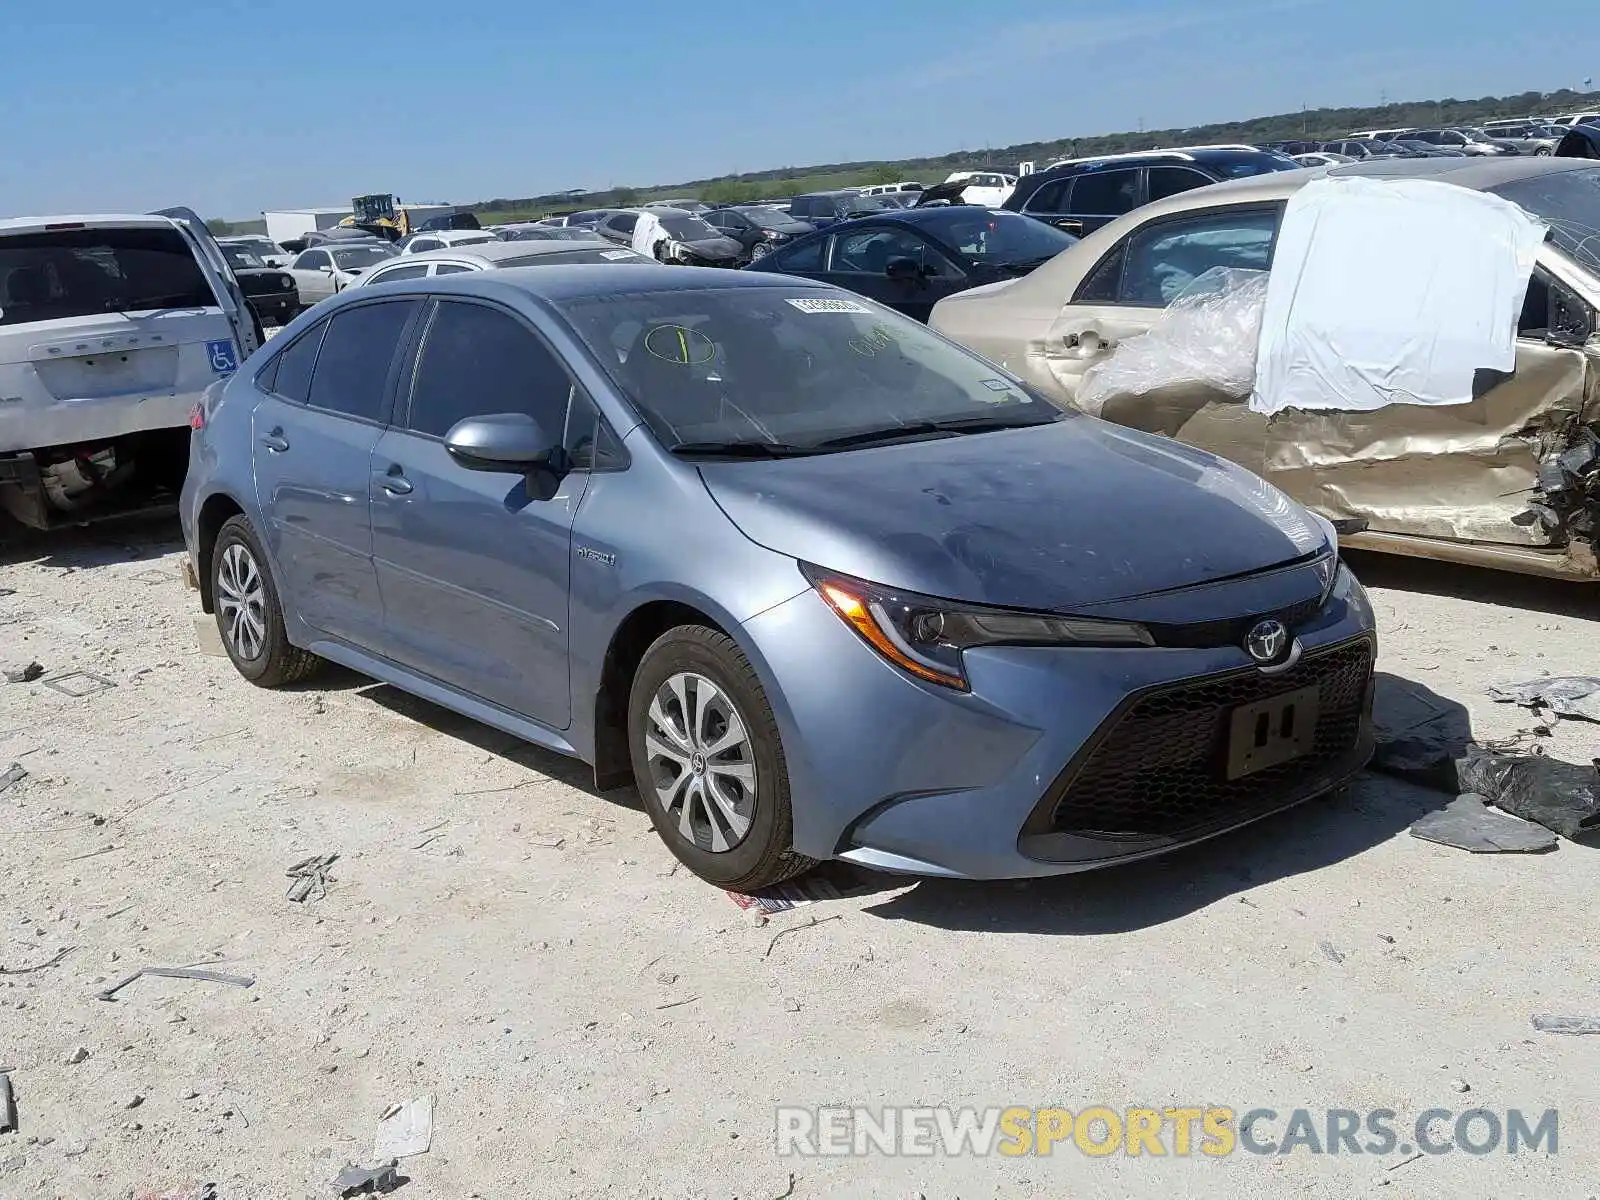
[786,297,872,314]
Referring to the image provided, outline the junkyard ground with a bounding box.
[1,522,1597,1200]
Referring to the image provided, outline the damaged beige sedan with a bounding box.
[930,158,1600,580]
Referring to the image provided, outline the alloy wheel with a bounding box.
[216,542,268,661]
[644,672,757,852]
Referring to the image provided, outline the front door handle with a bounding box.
[260,428,289,452]
[379,465,413,496]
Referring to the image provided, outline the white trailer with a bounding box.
[262,207,353,245]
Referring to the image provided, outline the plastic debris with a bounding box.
[373,1095,433,1160]
[96,966,255,1002]
[1489,676,1600,724]
[0,1072,15,1134]
[1456,747,1600,841]
[1369,675,1472,791]
[1076,267,1268,417]
[334,1160,402,1196]
[287,853,338,903]
[0,764,26,796]
[1409,794,1559,853]
[1531,1014,1600,1035]
[4,662,43,684]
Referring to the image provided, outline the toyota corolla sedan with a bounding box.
[181,267,1376,891]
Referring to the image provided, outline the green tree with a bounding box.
[611,186,639,207]
[206,218,234,236]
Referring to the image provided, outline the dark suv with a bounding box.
[1003,147,1298,234]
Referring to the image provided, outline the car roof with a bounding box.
[356,263,834,308]
[0,214,181,234]
[386,239,614,266]
[1188,154,1600,205]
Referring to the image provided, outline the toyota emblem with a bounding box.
[1245,619,1289,665]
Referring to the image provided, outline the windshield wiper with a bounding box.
[669,440,821,458]
[813,414,1055,450]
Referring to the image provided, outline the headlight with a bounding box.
[804,565,1152,692]
[279,275,295,290]
[1306,512,1341,604]
[671,242,695,262]
[761,230,784,241]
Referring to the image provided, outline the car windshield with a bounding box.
[554,287,1063,452]
[660,217,719,240]
[1460,129,1496,144]
[740,207,794,230]
[1492,167,1600,274]
[223,247,266,270]
[843,195,894,212]
[332,245,395,269]
[0,225,215,325]
[918,210,1077,267]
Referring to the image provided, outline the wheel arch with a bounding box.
[590,597,740,792]
[194,490,250,613]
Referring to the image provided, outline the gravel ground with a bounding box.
[1,522,1597,1200]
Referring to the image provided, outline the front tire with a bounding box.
[211,515,322,687]
[628,626,815,891]
[750,242,772,260]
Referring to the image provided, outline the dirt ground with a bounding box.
[2,521,1597,1200]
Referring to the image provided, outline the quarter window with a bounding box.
[371,263,429,283]
[266,320,327,403]
[406,301,574,440]
[305,300,419,421]
[434,264,471,275]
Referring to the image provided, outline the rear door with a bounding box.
[1064,167,1141,234]
[369,298,589,728]
[1045,202,1284,467]
[250,299,421,650]
[152,206,259,359]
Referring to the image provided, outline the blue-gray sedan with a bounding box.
[180,266,1377,890]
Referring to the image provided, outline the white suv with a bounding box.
[0,208,257,531]
[943,171,1017,206]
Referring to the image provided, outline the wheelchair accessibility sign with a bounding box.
[207,339,240,375]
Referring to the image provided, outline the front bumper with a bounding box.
[742,564,1376,879]
[247,292,299,322]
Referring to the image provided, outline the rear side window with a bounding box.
[767,238,824,272]
[1147,167,1215,202]
[371,263,429,283]
[1119,207,1280,307]
[265,321,327,402]
[1022,179,1071,214]
[405,300,573,439]
[0,225,214,326]
[305,300,419,421]
[1069,169,1138,217]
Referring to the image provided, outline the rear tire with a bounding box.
[211,514,322,688]
[628,626,815,891]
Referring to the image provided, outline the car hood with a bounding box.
[698,419,1328,610]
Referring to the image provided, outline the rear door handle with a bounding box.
[378,465,413,496]
[260,429,289,453]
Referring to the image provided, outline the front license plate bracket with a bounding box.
[1226,684,1320,780]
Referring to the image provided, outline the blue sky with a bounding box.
[4,0,1597,218]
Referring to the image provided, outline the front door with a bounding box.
[370,298,586,729]
[821,225,964,322]
[250,299,419,649]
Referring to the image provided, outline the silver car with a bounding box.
[347,238,654,287]
[181,266,1375,891]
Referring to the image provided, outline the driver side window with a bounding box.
[829,228,950,276]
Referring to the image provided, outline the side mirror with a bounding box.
[444,413,565,475]
[885,256,925,283]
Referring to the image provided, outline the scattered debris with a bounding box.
[655,995,701,1012]
[1318,940,1345,964]
[1370,676,1471,791]
[783,998,802,1013]
[287,853,339,903]
[1457,747,1600,840]
[334,1159,402,1197]
[3,663,42,685]
[95,966,255,1002]
[527,835,565,850]
[373,1095,433,1160]
[0,1072,15,1134]
[0,946,74,976]
[1409,794,1559,853]
[765,914,844,959]
[1450,1079,1470,1093]
[0,764,26,795]
[770,1172,797,1200]
[1490,676,1600,723]
[66,1047,89,1065]
[1532,1013,1600,1035]
[1386,1151,1423,1174]
[125,1094,145,1110]
[728,875,845,915]
[41,671,116,698]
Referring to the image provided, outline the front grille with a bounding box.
[1043,638,1373,838]
[1146,594,1325,649]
